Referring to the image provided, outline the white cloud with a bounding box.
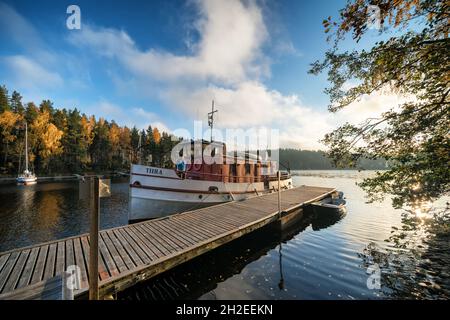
[86,100,168,132]
[69,0,268,84]
[2,55,63,89]
[67,0,408,150]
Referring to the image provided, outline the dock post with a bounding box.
[89,177,100,300]
[277,171,281,219]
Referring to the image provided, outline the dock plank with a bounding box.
[43,243,57,279]
[98,235,120,278]
[0,252,20,292]
[73,238,88,289]
[122,227,160,261]
[105,231,135,270]
[0,254,10,274]
[2,250,29,292]
[100,232,128,273]
[113,229,144,266]
[30,246,48,285]
[55,241,65,275]
[16,247,39,289]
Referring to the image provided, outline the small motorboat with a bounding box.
[309,191,347,214]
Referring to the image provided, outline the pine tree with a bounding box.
[0,85,10,113]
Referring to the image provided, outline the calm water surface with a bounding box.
[0,171,447,299]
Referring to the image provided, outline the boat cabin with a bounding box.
[174,140,285,183]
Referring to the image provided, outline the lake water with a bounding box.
[0,170,448,299]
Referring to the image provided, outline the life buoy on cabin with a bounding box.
[192,163,202,171]
[176,160,186,172]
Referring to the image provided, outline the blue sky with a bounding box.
[0,0,398,149]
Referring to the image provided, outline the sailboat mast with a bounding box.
[138,130,142,164]
[25,122,28,172]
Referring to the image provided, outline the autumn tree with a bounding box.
[152,127,161,144]
[119,126,132,165]
[0,84,174,174]
[79,115,95,167]
[0,110,22,167]
[30,109,63,172]
[109,121,123,168]
[310,0,449,208]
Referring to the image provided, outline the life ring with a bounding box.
[192,163,202,171]
[176,160,186,172]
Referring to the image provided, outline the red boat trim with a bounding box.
[130,184,261,195]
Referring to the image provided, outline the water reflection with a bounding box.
[0,179,128,251]
[1,171,447,299]
[118,208,346,300]
[359,201,450,299]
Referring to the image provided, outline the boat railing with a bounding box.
[180,170,291,183]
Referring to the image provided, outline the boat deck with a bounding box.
[0,185,335,299]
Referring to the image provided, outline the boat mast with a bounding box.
[25,122,28,173]
[138,130,142,164]
[208,100,218,142]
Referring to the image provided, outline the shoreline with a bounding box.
[0,171,130,185]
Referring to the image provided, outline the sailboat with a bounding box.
[17,122,37,185]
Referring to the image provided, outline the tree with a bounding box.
[79,114,95,168]
[39,100,54,115]
[0,110,22,167]
[0,85,176,174]
[144,125,155,164]
[30,110,63,172]
[119,126,132,165]
[0,85,10,113]
[152,127,161,144]
[25,102,39,124]
[130,126,140,164]
[90,117,111,170]
[310,0,449,208]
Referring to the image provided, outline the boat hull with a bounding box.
[16,177,37,185]
[129,197,223,222]
[128,164,293,222]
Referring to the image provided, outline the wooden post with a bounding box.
[277,171,281,219]
[89,177,99,300]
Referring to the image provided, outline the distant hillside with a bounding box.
[279,148,388,170]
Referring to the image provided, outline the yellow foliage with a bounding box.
[109,123,120,147]
[152,127,161,144]
[0,110,22,142]
[41,123,63,158]
[80,115,94,146]
[31,110,63,159]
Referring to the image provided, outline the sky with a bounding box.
[0,0,404,150]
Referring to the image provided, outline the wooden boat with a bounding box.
[129,139,293,222]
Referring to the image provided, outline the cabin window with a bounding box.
[245,163,251,174]
[230,164,237,177]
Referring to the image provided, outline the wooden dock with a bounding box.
[0,185,335,300]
